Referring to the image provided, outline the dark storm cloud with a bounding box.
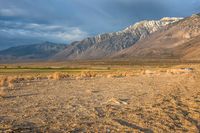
[0,0,199,49]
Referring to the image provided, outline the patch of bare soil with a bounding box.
[1,71,200,132]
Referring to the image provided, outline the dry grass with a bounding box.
[0,64,196,83]
[166,68,193,74]
[79,71,97,78]
[0,77,6,87]
[7,76,17,88]
[49,72,70,80]
[0,77,6,97]
[26,76,35,81]
[0,88,6,98]
[0,76,22,88]
[106,71,138,78]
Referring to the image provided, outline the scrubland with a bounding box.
[0,61,200,132]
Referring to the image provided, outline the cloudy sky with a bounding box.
[0,0,200,49]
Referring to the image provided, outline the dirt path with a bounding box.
[0,72,200,132]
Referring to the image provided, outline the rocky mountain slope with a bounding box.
[53,17,182,60]
[112,14,200,60]
[0,42,66,62]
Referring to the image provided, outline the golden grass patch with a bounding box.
[7,76,17,88]
[0,88,6,98]
[49,72,70,80]
[0,77,6,87]
[80,71,97,78]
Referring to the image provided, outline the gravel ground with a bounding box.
[0,71,200,132]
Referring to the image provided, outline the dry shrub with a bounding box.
[0,87,6,98]
[32,74,44,80]
[0,76,15,88]
[47,75,53,80]
[0,77,7,97]
[75,76,81,80]
[144,70,156,75]
[107,72,127,78]
[0,77,6,87]
[122,71,136,77]
[115,73,125,77]
[7,76,16,88]
[167,69,177,74]
[16,77,25,82]
[26,76,35,81]
[52,72,62,80]
[159,69,167,73]
[166,69,190,74]
[36,75,44,80]
[107,74,114,78]
[113,72,128,78]
[50,72,69,80]
[119,72,128,77]
[80,71,97,78]
[140,70,146,75]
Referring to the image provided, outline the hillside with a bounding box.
[0,42,66,62]
[112,14,200,60]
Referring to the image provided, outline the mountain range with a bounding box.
[0,42,66,62]
[0,13,200,62]
[52,17,182,60]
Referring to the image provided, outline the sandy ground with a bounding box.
[0,70,200,132]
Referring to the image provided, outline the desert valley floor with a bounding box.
[0,64,200,132]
